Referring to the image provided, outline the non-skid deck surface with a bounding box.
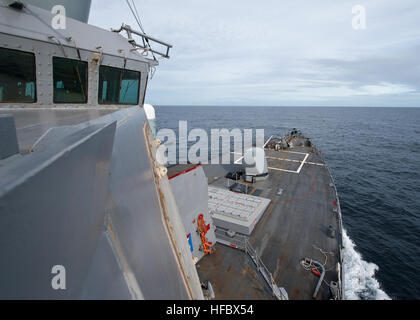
[196,137,342,300]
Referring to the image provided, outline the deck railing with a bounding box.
[215,230,288,300]
[244,239,289,300]
[112,24,172,58]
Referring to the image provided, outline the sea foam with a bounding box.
[342,229,391,300]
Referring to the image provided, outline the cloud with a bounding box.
[89,0,420,107]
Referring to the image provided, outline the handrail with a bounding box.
[214,230,288,299]
[112,24,172,59]
[244,239,288,300]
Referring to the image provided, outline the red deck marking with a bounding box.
[168,164,202,180]
[273,169,317,204]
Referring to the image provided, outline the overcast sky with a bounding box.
[89,0,420,107]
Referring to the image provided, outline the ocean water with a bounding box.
[155,106,420,300]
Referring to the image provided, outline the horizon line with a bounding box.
[152,104,420,108]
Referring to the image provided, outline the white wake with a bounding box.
[342,229,391,300]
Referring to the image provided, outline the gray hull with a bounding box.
[0,107,202,299]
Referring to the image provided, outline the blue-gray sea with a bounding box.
[155,106,420,300]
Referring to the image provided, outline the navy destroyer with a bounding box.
[0,1,343,300]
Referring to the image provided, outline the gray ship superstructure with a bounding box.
[0,1,344,300]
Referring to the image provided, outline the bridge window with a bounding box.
[0,47,36,103]
[98,66,140,105]
[53,57,88,103]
